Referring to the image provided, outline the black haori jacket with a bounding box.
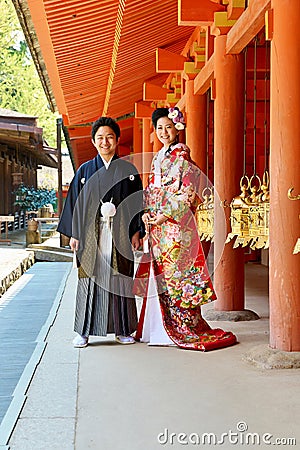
[57,153,144,279]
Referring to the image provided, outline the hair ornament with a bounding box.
[168,107,186,130]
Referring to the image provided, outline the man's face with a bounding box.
[92,126,119,161]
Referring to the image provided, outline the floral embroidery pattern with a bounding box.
[169,267,214,308]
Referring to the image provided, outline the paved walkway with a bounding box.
[0,262,71,439]
[0,235,299,450]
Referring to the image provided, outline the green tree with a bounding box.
[0,0,57,146]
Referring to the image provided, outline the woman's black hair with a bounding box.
[151,108,170,129]
[91,117,120,141]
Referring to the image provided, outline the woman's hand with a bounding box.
[131,231,142,251]
[154,213,168,226]
[70,237,79,252]
[142,212,151,226]
[142,212,168,227]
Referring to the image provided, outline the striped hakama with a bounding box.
[74,278,138,337]
[74,218,138,337]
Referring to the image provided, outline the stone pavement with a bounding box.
[0,262,71,446]
[0,236,299,449]
[0,230,34,298]
[0,230,73,449]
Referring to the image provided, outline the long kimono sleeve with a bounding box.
[57,167,85,238]
[120,166,145,239]
[159,147,200,222]
[129,172,145,239]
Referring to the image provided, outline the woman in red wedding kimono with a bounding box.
[134,107,237,351]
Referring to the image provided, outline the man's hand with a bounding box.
[70,237,79,252]
[131,231,142,251]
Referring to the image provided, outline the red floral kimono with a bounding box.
[134,144,237,351]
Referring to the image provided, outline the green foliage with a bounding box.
[14,184,57,211]
[0,0,57,146]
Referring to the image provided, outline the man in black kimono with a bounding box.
[57,117,144,347]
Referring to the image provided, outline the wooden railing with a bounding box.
[0,211,38,235]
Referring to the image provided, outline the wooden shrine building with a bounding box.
[0,108,57,220]
[12,0,300,356]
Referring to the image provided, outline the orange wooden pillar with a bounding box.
[213,35,245,311]
[133,118,142,153]
[142,118,153,186]
[185,80,207,173]
[133,118,143,174]
[185,79,211,258]
[269,0,300,351]
[152,131,161,153]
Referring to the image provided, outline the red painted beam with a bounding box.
[194,55,214,95]
[226,0,271,54]
[156,48,187,73]
[178,0,225,26]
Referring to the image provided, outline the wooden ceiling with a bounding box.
[12,0,194,167]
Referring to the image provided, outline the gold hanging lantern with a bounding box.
[226,176,252,247]
[256,40,271,250]
[227,38,271,251]
[196,187,211,240]
[226,46,253,248]
[248,174,262,248]
[206,188,214,242]
[196,90,214,242]
[288,187,300,254]
[259,171,270,248]
[248,175,261,235]
[293,239,300,254]
[249,172,270,249]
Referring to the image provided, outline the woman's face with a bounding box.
[155,116,178,147]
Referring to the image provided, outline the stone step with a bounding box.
[0,250,35,297]
[41,230,57,237]
[27,232,73,262]
[28,244,72,254]
[32,248,73,262]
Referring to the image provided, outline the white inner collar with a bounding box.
[100,155,113,169]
